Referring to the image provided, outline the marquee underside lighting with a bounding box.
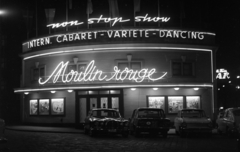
[23,47,212,60]
[14,84,213,93]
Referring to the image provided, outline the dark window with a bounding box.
[172,61,194,77]
[31,65,46,82]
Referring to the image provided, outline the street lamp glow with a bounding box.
[0,10,6,15]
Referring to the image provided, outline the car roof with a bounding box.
[91,108,118,111]
[136,107,164,110]
[181,109,203,111]
[226,107,240,111]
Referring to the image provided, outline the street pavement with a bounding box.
[0,127,238,152]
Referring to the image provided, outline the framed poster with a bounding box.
[168,96,183,113]
[90,98,97,109]
[29,99,38,115]
[39,99,50,115]
[186,96,200,109]
[101,97,108,109]
[51,98,65,115]
[112,97,119,109]
[148,96,165,110]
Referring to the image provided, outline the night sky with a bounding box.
[1,0,239,69]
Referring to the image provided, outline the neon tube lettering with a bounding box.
[39,60,167,85]
[47,20,84,28]
[135,14,170,22]
[88,15,130,26]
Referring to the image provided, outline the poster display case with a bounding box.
[148,96,165,110]
[29,99,38,115]
[168,96,183,113]
[186,96,200,109]
[51,98,65,115]
[39,99,50,115]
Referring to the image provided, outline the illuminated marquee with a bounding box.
[47,14,170,28]
[27,29,209,49]
[216,69,230,79]
[39,60,167,85]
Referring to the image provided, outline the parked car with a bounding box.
[216,107,240,136]
[174,109,213,137]
[129,107,171,137]
[84,108,129,137]
[0,118,6,142]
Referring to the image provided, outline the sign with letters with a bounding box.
[216,69,230,79]
[24,29,215,50]
[46,14,170,28]
[39,60,167,85]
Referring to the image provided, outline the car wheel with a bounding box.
[162,131,168,138]
[225,127,232,137]
[84,126,89,134]
[207,132,212,137]
[89,129,96,137]
[179,128,186,138]
[134,130,140,137]
[130,130,134,135]
[122,132,129,138]
[175,128,179,135]
[216,125,222,135]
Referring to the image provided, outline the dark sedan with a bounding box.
[129,107,171,137]
[84,108,129,137]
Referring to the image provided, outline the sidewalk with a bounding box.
[6,125,84,134]
[5,125,217,134]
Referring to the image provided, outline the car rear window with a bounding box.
[92,110,121,118]
[181,110,206,118]
[138,109,164,118]
[233,109,240,116]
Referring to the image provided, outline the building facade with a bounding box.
[14,26,217,126]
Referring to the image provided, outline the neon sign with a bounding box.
[39,60,167,85]
[135,14,170,22]
[46,14,170,28]
[216,69,230,79]
[26,29,210,49]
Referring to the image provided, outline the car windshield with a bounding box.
[233,109,240,116]
[181,110,206,118]
[92,110,121,118]
[138,109,164,118]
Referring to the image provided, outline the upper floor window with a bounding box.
[67,62,87,73]
[31,64,46,82]
[117,60,143,71]
[171,61,195,77]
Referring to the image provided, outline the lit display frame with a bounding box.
[147,96,166,111]
[51,98,65,115]
[39,99,50,115]
[29,98,66,116]
[147,95,201,114]
[168,96,184,113]
[186,96,201,109]
[29,99,38,115]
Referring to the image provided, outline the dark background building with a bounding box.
[0,0,240,124]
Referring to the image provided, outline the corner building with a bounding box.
[15,26,217,127]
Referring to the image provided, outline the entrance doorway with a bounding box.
[75,89,123,128]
